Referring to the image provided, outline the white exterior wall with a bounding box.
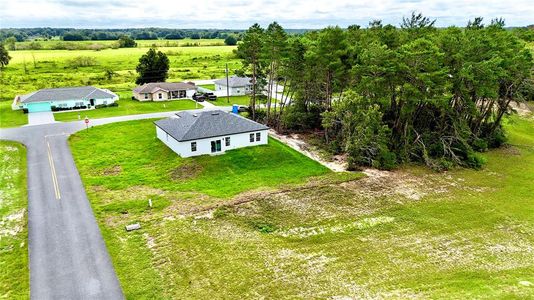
[22,96,117,109]
[215,84,253,96]
[186,89,196,98]
[156,127,269,158]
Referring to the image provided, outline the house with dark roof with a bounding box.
[154,110,269,157]
[214,76,254,96]
[133,82,197,101]
[12,86,118,112]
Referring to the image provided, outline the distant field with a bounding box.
[14,39,226,49]
[0,141,28,299]
[0,42,239,127]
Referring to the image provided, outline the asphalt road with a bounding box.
[0,108,228,299]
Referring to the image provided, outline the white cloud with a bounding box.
[0,0,532,28]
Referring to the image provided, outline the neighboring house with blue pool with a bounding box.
[12,86,119,112]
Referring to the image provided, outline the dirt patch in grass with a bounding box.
[500,144,522,156]
[170,163,203,180]
[102,165,122,176]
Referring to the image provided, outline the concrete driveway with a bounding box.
[27,111,55,126]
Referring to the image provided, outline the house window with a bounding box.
[144,93,148,99]
[225,137,230,146]
[250,133,254,143]
[158,93,162,99]
[103,100,108,105]
[191,142,197,152]
[256,132,261,141]
[75,102,84,106]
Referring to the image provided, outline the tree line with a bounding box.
[0,28,311,43]
[237,14,534,170]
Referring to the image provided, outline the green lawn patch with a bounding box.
[197,84,215,90]
[210,95,278,107]
[0,141,29,299]
[53,92,198,122]
[69,118,329,198]
[0,101,27,128]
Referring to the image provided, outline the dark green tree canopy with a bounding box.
[224,35,237,46]
[0,44,11,68]
[135,48,170,84]
[118,35,137,48]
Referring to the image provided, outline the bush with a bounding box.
[95,102,119,109]
[486,126,507,148]
[117,35,136,48]
[466,151,486,169]
[376,148,398,170]
[22,108,28,114]
[471,138,488,152]
[67,56,97,68]
[224,35,237,46]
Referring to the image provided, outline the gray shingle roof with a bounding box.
[213,76,252,88]
[20,86,117,103]
[154,110,268,142]
[133,82,196,94]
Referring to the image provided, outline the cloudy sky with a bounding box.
[0,0,533,28]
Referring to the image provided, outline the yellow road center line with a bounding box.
[47,141,61,200]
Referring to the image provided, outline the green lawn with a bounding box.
[197,84,215,90]
[68,115,534,298]
[0,141,29,299]
[210,95,278,107]
[0,101,27,128]
[53,92,198,122]
[69,119,330,198]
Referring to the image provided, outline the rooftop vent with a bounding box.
[211,112,220,115]
[193,114,198,117]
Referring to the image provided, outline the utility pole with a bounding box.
[226,63,230,104]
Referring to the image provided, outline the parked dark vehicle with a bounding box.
[192,93,205,102]
[205,93,217,101]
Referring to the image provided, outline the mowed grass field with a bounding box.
[68,115,534,298]
[0,141,29,299]
[0,43,239,127]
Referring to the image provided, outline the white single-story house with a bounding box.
[214,76,254,96]
[133,82,197,101]
[12,86,119,112]
[154,110,269,158]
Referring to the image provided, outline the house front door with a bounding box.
[210,140,222,153]
[89,99,95,107]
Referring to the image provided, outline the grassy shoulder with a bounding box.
[0,141,29,299]
[69,115,534,298]
[54,94,198,122]
[0,101,27,128]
